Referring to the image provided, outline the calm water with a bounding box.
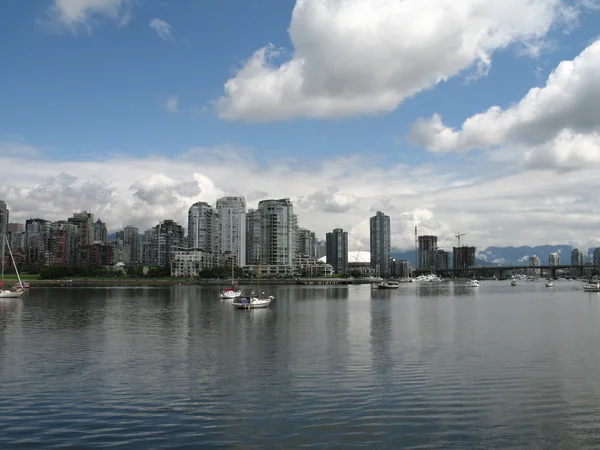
[1,281,600,448]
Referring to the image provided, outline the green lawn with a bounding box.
[1,274,39,280]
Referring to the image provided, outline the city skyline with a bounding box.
[2,1,600,251]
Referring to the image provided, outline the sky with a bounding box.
[2,0,600,252]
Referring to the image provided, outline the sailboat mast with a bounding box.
[1,231,4,281]
[5,235,22,289]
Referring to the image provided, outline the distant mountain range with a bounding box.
[392,245,590,267]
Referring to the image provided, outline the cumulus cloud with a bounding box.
[297,186,358,213]
[409,40,600,169]
[3,141,600,251]
[217,0,585,121]
[42,0,134,32]
[150,18,173,41]
[165,95,180,114]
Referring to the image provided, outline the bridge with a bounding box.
[414,265,600,279]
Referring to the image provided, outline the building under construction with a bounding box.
[453,246,476,269]
[418,235,438,271]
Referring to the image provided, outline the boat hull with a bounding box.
[233,296,273,309]
[0,290,24,298]
[220,290,241,299]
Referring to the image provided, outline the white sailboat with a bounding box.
[233,255,273,309]
[0,234,25,299]
[219,263,241,299]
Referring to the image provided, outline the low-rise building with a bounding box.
[170,247,214,277]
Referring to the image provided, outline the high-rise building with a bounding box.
[453,246,476,269]
[48,221,78,266]
[0,201,8,259]
[151,220,185,267]
[215,196,246,266]
[25,218,50,266]
[326,228,348,274]
[572,248,584,266]
[68,212,94,265]
[418,235,437,271]
[297,228,317,259]
[123,226,139,264]
[7,223,25,262]
[549,252,560,266]
[188,202,214,253]
[593,248,600,267]
[436,249,450,270]
[571,248,584,276]
[370,211,391,277]
[257,198,296,266]
[93,219,107,244]
[391,259,412,278]
[529,255,541,275]
[245,209,262,265]
[139,229,155,266]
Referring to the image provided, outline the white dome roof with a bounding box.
[318,250,370,264]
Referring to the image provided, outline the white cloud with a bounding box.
[43,0,134,32]
[165,95,180,114]
[149,18,173,41]
[297,186,358,213]
[3,141,600,251]
[409,40,600,169]
[217,0,585,121]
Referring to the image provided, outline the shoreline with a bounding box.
[11,277,502,288]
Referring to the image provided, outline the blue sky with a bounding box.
[2,0,600,251]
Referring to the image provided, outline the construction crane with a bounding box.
[455,232,465,247]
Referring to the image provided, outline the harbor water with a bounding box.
[1,281,600,448]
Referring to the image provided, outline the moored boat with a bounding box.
[220,264,241,299]
[232,295,274,309]
[220,287,241,299]
[583,282,600,292]
[377,280,400,289]
[0,234,25,299]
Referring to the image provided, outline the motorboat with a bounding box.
[584,283,600,292]
[545,280,554,288]
[377,280,400,289]
[233,295,274,309]
[465,280,480,287]
[414,274,443,282]
[510,280,517,287]
[220,287,241,299]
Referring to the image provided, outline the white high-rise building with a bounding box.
[188,202,214,252]
[215,196,246,266]
[549,252,560,266]
[257,198,296,266]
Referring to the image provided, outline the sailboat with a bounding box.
[233,254,273,309]
[219,263,241,299]
[0,234,25,299]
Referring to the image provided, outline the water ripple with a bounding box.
[1,283,600,447]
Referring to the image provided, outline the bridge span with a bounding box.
[414,265,599,279]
